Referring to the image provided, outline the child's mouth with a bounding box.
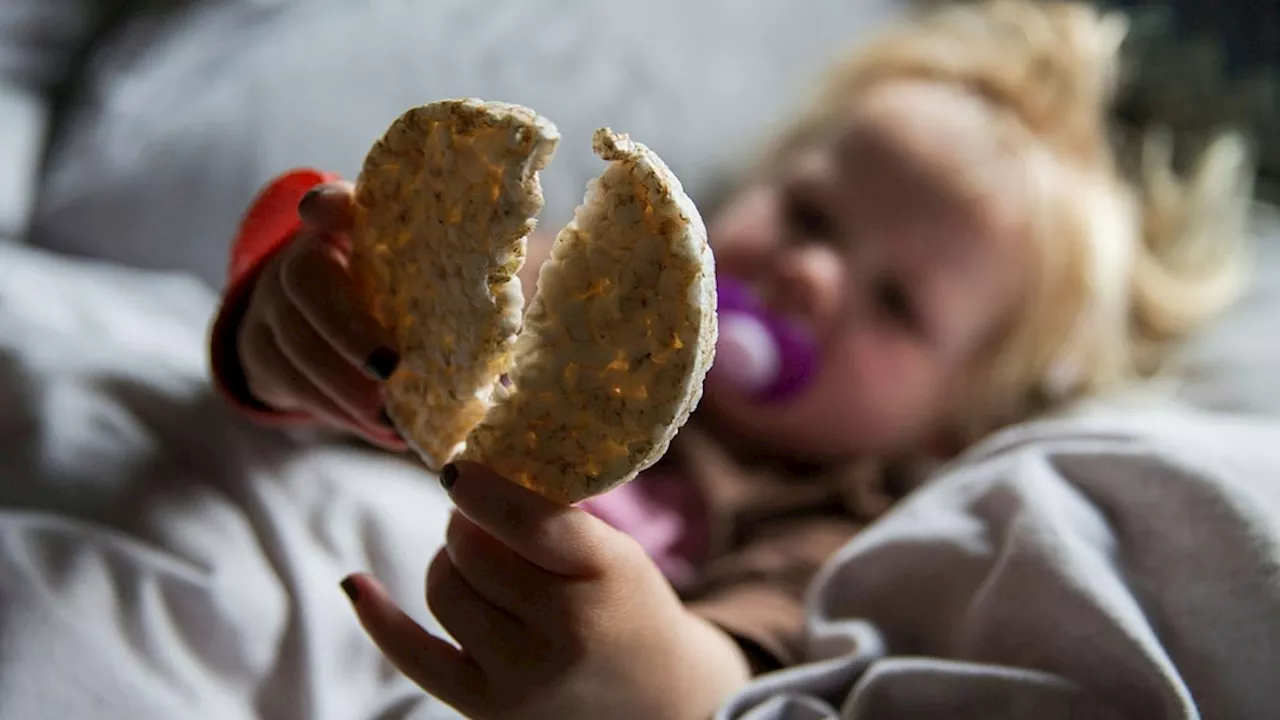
[711,276,819,403]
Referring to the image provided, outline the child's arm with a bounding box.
[209,170,552,444]
[209,169,344,426]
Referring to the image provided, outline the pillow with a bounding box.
[1175,202,1280,416]
[28,0,905,291]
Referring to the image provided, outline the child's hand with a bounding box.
[237,182,403,449]
[342,463,753,720]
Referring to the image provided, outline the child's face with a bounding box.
[704,80,1034,460]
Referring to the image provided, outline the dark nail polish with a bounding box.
[365,347,400,380]
[440,463,459,493]
[298,186,323,215]
[340,577,360,604]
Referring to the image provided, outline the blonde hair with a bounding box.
[768,0,1255,441]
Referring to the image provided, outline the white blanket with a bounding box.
[3,242,1279,720]
[0,243,461,719]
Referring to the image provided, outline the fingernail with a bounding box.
[298,186,324,216]
[440,463,459,493]
[340,576,360,604]
[365,347,400,380]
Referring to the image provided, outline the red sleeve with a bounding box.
[208,168,343,424]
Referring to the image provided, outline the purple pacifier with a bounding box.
[712,275,819,403]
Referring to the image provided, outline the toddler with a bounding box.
[208,1,1253,717]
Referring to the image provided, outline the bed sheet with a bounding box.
[0,242,460,719]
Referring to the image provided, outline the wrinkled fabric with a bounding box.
[717,406,1280,720]
[0,242,463,719]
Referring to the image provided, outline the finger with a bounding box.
[445,509,574,620]
[266,276,387,425]
[239,320,399,446]
[424,547,533,667]
[297,181,356,233]
[442,462,629,578]
[257,264,403,447]
[341,573,487,717]
[278,235,400,382]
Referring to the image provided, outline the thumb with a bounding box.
[441,462,630,578]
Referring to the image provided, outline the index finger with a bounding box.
[441,462,626,579]
[341,573,488,717]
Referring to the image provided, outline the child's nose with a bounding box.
[770,244,844,322]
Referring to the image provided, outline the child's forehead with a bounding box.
[791,80,1030,209]
[838,81,1014,166]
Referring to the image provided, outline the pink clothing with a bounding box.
[579,468,710,589]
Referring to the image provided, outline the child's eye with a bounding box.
[875,278,917,328]
[783,194,834,240]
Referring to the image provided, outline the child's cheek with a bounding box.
[830,334,936,427]
[837,329,913,389]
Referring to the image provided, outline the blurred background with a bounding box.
[2,0,1277,409]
